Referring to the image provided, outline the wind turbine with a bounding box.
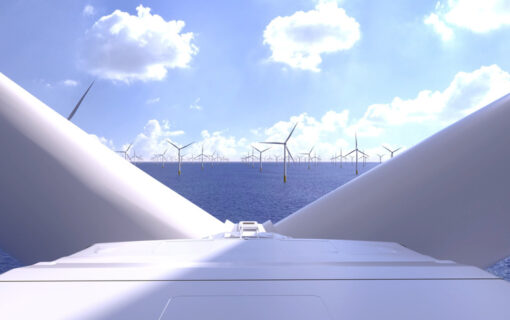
[377,153,384,163]
[252,146,271,172]
[131,149,143,162]
[338,148,343,168]
[344,133,367,175]
[383,145,402,158]
[361,151,368,167]
[261,123,297,183]
[167,140,194,175]
[195,145,207,169]
[67,81,94,121]
[153,149,168,167]
[116,143,132,161]
[300,146,314,169]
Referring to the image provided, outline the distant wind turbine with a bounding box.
[131,149,143,162]
[377,153,384,163]
[153,149,168,167]
[167,140,194,175]
[252,146,271,172]
[383,145,402,158]
[67,80,94,121]
[345,133,367,175]
[300,146,314,169]
[195,145,207,169]
[116,143,132,161]
[261,123,297,183]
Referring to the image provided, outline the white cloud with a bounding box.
[61,79,79,87]
[89,134,114,149]
[189,98,202,110]
[263,1,360,71]
[146,97,160,104]
[424,13,454,41]
[82,5,198,82]
[426,0,510,40]
[100,66,510,161]
[356,64,510,133]
[125,119,187,160]
[257,65,510,161]
[83,5,95,16]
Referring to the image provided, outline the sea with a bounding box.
[1,161,509,280]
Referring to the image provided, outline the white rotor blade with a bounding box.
[166,140,179,149]
[260,142,284,145]
[182,142,194,149]
[344,149,355,157]
[0,73,225,264]
[275,93,510,268]
[67,80,94,121]
[285,123,298,143]
[286,146,294,161]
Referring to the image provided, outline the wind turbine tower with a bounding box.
[167,140,194,175]
[261,123,297,183]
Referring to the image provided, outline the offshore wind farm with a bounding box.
[3,0,510,318]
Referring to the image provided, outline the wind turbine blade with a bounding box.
[262,147,271,153]
[166,140,179,149]
[252,146,261,153]
[182,142,194,149]
[125,143,133,153]
[260,142,284,145]
[394,147,402,153]
[383,145,392,153]
[285,123,298,143]
[67,80,94,121]
[344,150,355,157]
[286,146,294,161]
[309,146,314,154]
[0,73,225,264]
[275,93,510,268]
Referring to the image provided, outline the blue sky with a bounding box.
[1,0,510,160]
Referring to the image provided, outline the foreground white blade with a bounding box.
[275,93,510,268]
[0,73,225,264]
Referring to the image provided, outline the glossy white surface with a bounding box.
[276,93,510,268]
[1,237,509,319]
[0,73,225,264]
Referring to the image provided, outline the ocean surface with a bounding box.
[1,161,509,280]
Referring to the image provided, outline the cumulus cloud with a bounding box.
[263,1,360,71]
[356,64,510,132]
[257,65,510,161]
[425,0,510,40]
[424,13,454,41]
[101,66,510,161]
[83,5,95,16]
[82,5,198,82]
[61,79,79,87]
